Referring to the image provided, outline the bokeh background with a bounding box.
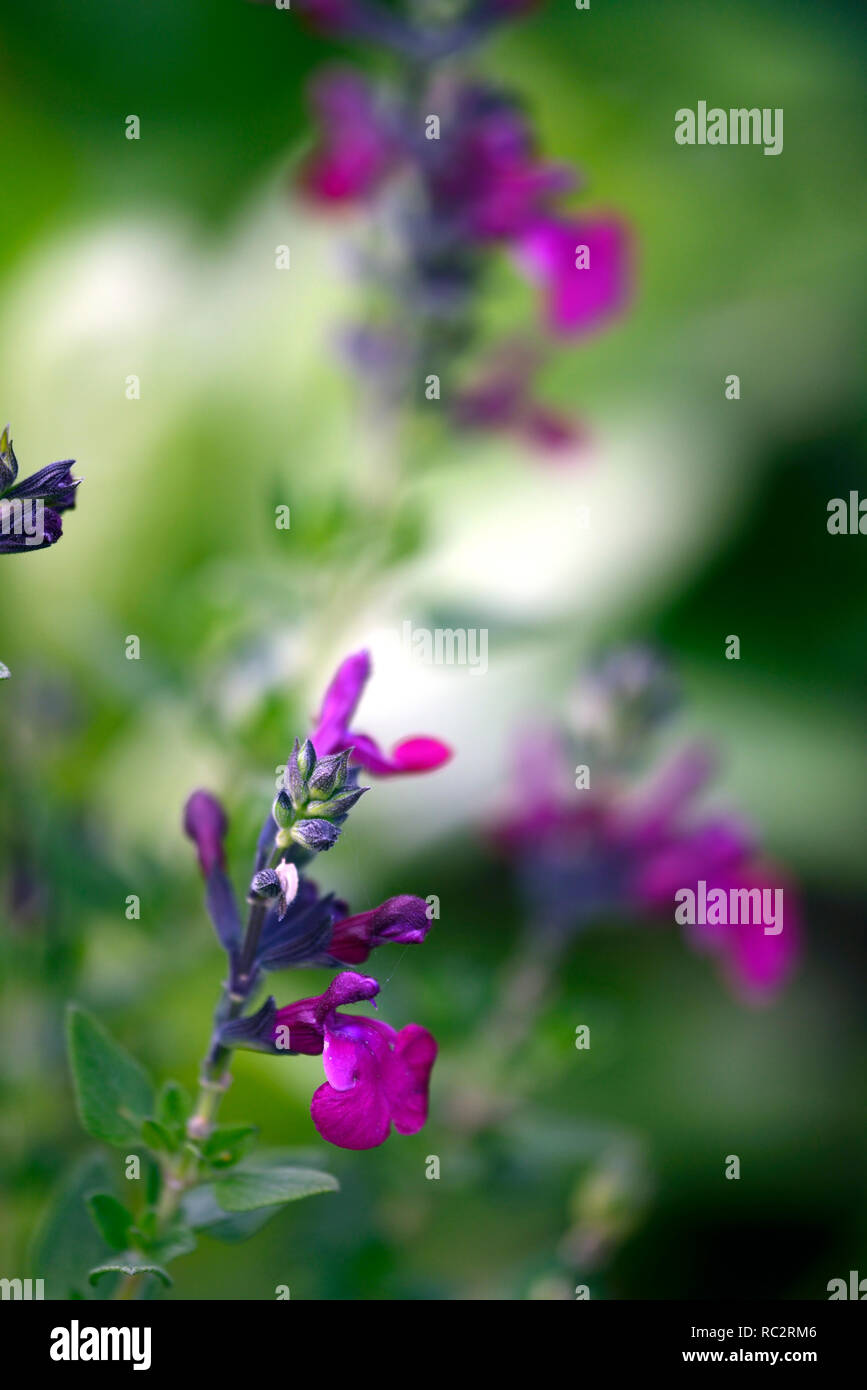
[0,0,865,1299]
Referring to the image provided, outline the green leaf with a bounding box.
[156,1080,191,1133]
[182,1185,287,1243]
[86,1194,133,1252]
[29,1153,116,1300]
[88,1254,172,1288]
[66,1005,154,1147]
[147,1226,198,1264]
[200,1124,258,1168]
[214,1165,339,1213]
[140,1118,179,1153]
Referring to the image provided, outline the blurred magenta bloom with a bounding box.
[311,648,452,776]
[516,218,632,336]
[493,653,801,1003]
[301,70,398,203]
[284,0,634,455]
[272,972,437,1149]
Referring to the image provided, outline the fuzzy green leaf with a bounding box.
[140,1118,179,1153]
[88,1254,172,1288]
[214,1165,339,1213]
[66,1005,153,1147]
[156,1080,192,1133]
[200,1124,258,1168]
[86,1194,133,1252]
[181,1185,283,1243]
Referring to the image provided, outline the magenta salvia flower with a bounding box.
[493,650,801,1003]
[311,648,452,776]
[60,659,442,1292]
[271,972,437,1150]
[182,657,440,1149]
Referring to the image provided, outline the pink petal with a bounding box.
[311,649,371,755]
[384,1025,437,1136]
[310,1077,392,1150]
[349,733,452,777]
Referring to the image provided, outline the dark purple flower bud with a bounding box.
[183,790,242,956]
[291,818,342,853]
[250,869,281,900]
[183,790,228,876]
[0,427,81,512]
[5,459,81,513]
[0,500,64,552]
[328,894,431,965]
[307,748,352,799]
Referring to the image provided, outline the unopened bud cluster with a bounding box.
[272,738,367,853]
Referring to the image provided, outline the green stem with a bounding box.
[114,853,282,1301]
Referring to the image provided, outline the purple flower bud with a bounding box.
[307,748,352,799]
[183,790,228,876]
[328,894,432,964]
[250,869,281,900]
[291,818,342,853]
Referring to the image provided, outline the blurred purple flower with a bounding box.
[278,0,634,454]
[452,344,583,457]
[493,653,801,1003]
[301,70,399,204]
